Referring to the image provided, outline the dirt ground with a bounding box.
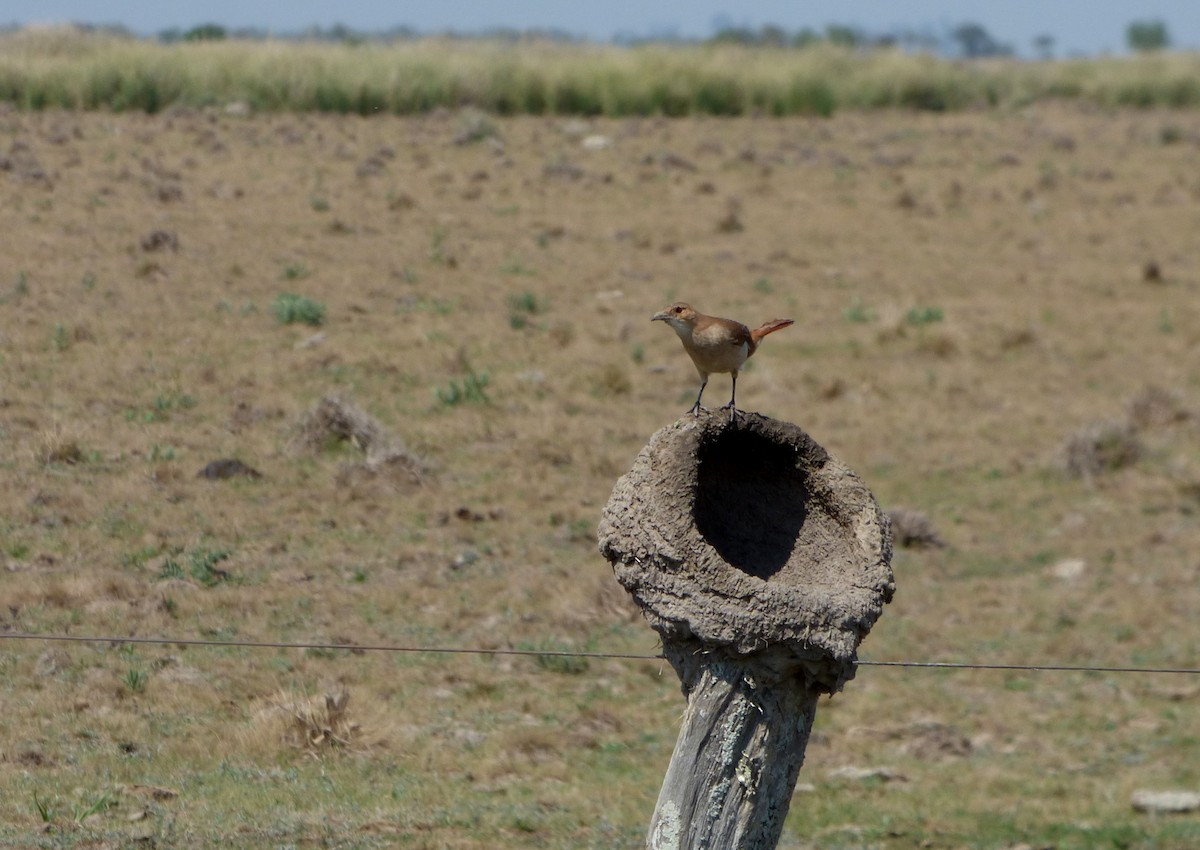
[1,103,1198,847]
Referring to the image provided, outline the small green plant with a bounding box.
[753,276,774,294]
[124,668,148,693]
[14,270,29,297]
[33,791,55,824]
[508,291,546,329]
[905,305,944,325]
[80,272,97,290]
[273,292,326,326]
[281,262,311,280]
[631,343,645,364]
[120,544,161,568]
[500,256,535,276]
[157,390,196,414]
[7,541,31,559]
[149,443,176,462]
[843,297,873,323]
[396,295,455,314]
[437,369,491,406]
[309,195,330,211]
[127,389,196,423]
[190,546,232,586]
[160,545,233,587]
[72,791,115,824]
[52,323,70,352]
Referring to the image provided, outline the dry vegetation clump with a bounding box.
[1127,384,1193,429]
[139,228,178,252]
[298,393,428,483]
[34,423,86,465]
[1062,385,1193,478]
[1061,418,1142,479]
[885,506,945,549]
[247,688,391,755]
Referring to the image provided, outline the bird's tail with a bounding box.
[750,318,795,344]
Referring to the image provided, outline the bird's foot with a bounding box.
[689,401,706,416]
[719,402,740,423]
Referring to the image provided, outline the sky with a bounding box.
[4,1,1197,56]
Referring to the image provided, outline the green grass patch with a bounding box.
[8,29,1200,116]
[159,545,234,586]
[507,290,547,328]
[436,368,491,406]
[272,292,326,326]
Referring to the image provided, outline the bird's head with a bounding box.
[651,302,699,331]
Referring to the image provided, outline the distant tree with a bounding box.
[824,24,862,48]
[382,26,419,42]
[182,23,227,42]
[951,22,1012,58]
[792,27,821,48]
[709,25,757,45]
[1126,19,1169,52]
[91,24,136,39]
[1033,33,1055,60]
[327,23,364,44]
[758,24,787,48]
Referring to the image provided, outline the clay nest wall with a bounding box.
[598,411,894,692]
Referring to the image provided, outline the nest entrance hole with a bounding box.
[694,427,809,581]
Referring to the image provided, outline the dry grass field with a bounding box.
[2,100,1199,848]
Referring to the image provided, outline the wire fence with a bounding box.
[3,631,1198,675]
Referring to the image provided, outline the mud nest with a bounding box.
[598,411,894,692]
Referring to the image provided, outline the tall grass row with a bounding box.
[3,28,1200,115]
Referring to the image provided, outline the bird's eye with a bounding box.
[673,305,683,313]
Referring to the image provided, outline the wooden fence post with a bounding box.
[599,411,894,849]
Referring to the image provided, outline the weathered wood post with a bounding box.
[598,410,894,849]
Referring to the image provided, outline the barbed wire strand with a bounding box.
[2,631,1198,675]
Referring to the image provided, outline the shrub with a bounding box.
[1062,420,1141,478]
[273,292,326,326]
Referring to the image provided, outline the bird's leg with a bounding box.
[720,373,740,422]
[689,378,708,415]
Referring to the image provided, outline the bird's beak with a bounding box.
[651,310,669,322]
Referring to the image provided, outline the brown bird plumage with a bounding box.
[651,302,794,418]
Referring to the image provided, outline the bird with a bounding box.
[651,302,794,419]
